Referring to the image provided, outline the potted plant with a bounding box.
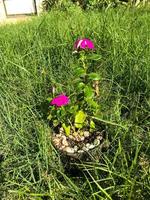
[47,38,105,159]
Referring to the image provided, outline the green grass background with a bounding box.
[0,7,150,200]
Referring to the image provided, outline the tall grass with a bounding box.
[0,8,150,199]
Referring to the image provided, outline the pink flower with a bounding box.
[74,38,95,50]
[50,94,70,107]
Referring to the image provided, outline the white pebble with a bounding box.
[80,136,85,141]
[82,146,89,151]
[96,135,103,140]
[84,131,90,137]
[78,150,84,154]
[61,135,66,140]
[88,144,95,149]
[86,143,91,148]
[62,139,68,147]
[59,145,66,150]
[52,137,61,147]
[59,127,64,133]
[64,147,75,154]
[56,134,62,138]
[69,135,74,140]
[74,146,78,152]
[94,139,100,146]
[74,135,81,142]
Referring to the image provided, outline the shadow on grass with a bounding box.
[0,154,5,198]
[36,100,50,121]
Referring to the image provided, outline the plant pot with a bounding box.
[51,127,105,160]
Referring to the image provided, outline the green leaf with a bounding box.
[53,120,59,127]
[74,67,86,77]
[77,82,85,91]
[90,120,95,129]
[75,110,87,129]
[90,120,95,132]
[62,123,71,136]
[47,97,52,102]
[86,98,99,108]
[69,105,79,114]
[47,114,52,120]
[87,53,102,61]
[88,73,101,81]
[84,85,94,99]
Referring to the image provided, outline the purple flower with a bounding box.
[74,38,95,50]
[50,94,70,107]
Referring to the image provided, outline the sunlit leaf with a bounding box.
[84,85,94,99]
[69,105,79,114]
[77,82,85,92]
[47,97,52,102]
[75,110,87,129]
[74,67,86,77]
[88,73,101,81]
[90,120,95,130]
[47,114,52,120]
[53,120,59,127]
[86,98,99,108]
[62,123,71,136]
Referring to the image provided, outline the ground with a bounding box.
[0,15,33,25]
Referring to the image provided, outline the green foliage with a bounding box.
[87,53,102,61]
[42,0,58,10]
[88,72,101,81]
[74,67,86,77]
[84,85,94,98]
[42,0,150,11]
[89,120,95,132]
[47,34,101,133]
[75,110,87,128]
[62,123,71,135]
[42,0,78,11]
